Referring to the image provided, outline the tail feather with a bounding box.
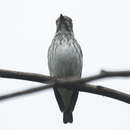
[63,112,73,124]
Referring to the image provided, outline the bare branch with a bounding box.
[82,70,130,83]
[0,68,130,104]
[0,83,130,104]
[60,70,130,84]
[0,69,130,85]
[0,84,53,101]
[74,84,130,104]
[0,69,53,83]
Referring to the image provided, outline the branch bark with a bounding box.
[0,68,130,104]
[74,84,130,104]
[0,69,52,83]
[0,84,53,101]
[0,83,130,104]
[0,69,130,84]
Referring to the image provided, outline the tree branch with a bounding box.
[0,83,130,104]
[0,69,130,85]
[0,68,130,104]
[82,70,130,83]
[0,84,53,101]
[0,69,53,83]
[74,84,130,104]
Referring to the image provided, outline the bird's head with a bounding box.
[56,14,73,33]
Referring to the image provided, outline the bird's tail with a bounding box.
[63,111,73,124]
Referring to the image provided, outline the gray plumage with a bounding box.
[48,14,83,123]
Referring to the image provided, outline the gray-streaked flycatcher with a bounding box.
[48,14,83,123]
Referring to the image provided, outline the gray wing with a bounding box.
[48,44,65,112]
[53,87,65,112]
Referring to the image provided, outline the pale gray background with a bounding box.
[0,0,130,129]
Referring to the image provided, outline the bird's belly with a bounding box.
[51,45,81,78]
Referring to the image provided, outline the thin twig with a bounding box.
[0,84,53,101]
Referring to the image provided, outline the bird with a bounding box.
[48,14,83,123]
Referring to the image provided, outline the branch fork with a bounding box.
[0,69,130,104]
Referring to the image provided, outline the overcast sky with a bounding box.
[0,0,130,129]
